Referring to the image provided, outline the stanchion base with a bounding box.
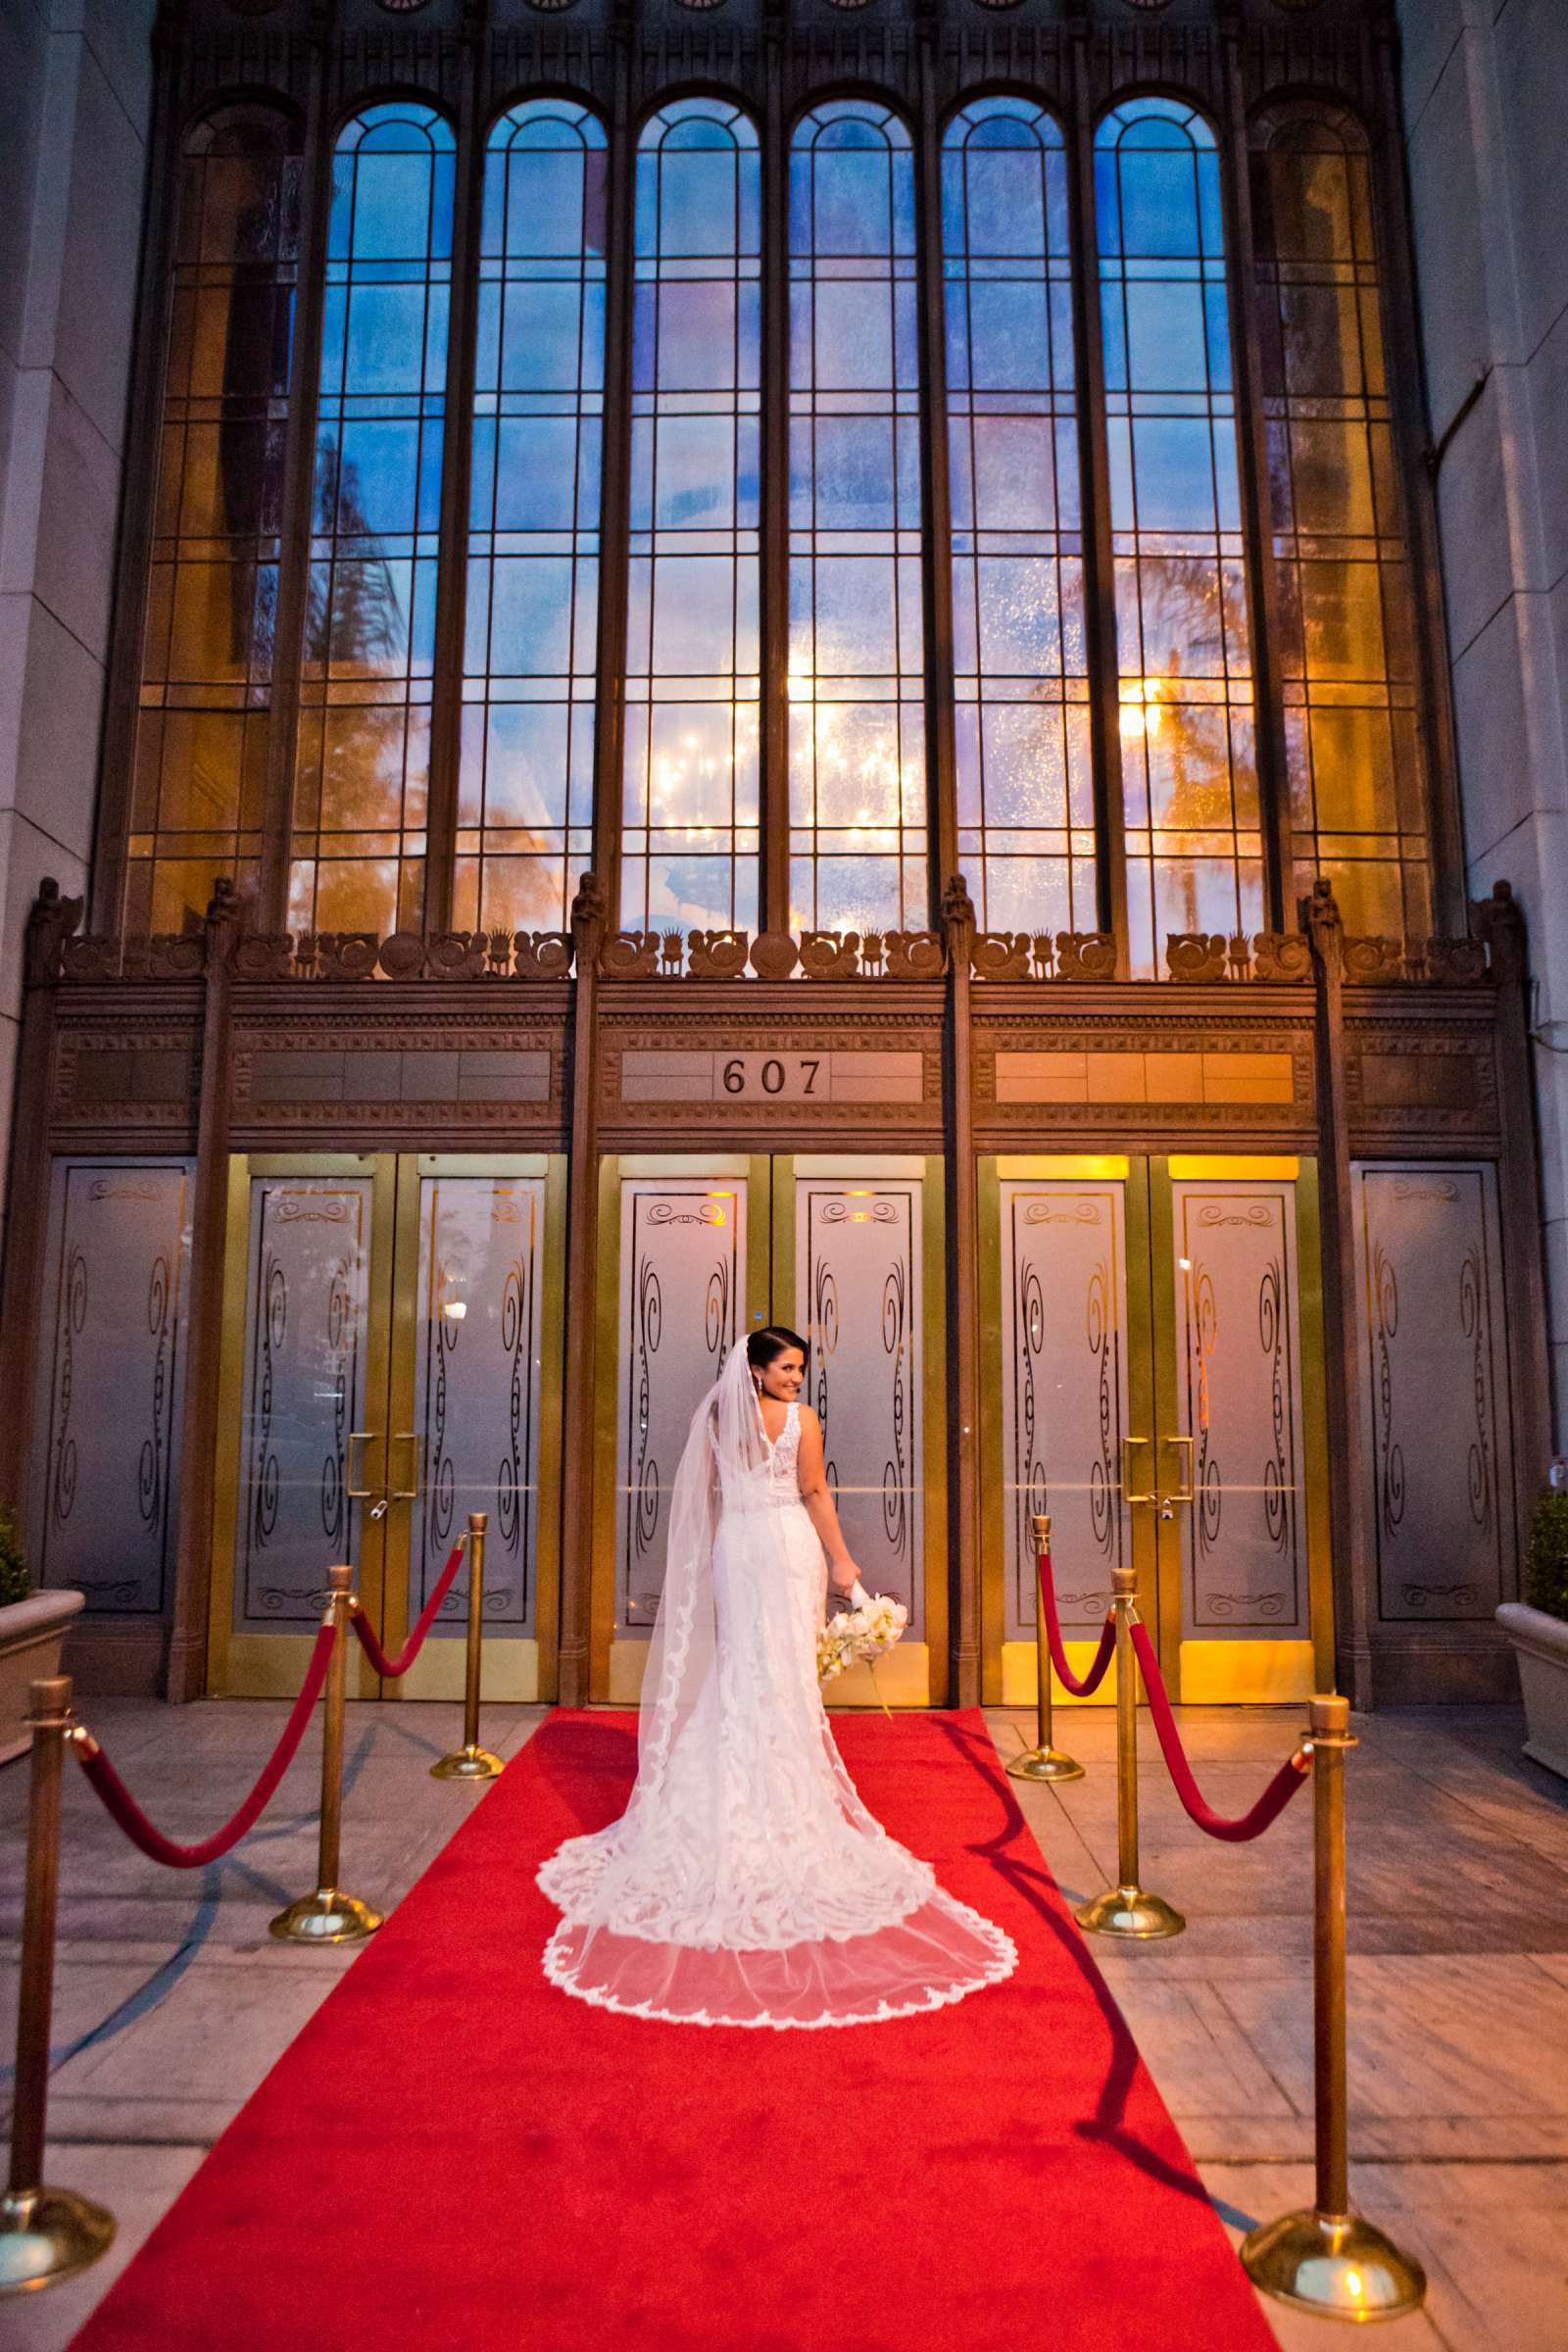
[430,1744,504,1782]
[1005,1744,1086,1784]
[1240,2207,1427,2321]
[0,2184,116,2294]
[1074,1883,1186,1939]
[268,1887,383,1944]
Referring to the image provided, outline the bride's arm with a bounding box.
[795,1406,859,1595]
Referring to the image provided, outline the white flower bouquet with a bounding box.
[817,1580,909,1715]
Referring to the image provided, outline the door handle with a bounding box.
[347,1430,382,1502]
[1120,1436,1155,1507]
[390,1431,420,1504]
[1156,1434,1194,1518]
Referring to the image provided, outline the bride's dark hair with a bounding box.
[747,1324,808,1372]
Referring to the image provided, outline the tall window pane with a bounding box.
[289,103,454,937]
[130,108,299,934]
[1251,105,1433,938]
[622,98,760,936]
[943,98,1094,933]
[460,101,606,935]
[789,101,925,935]
[1096,99,1262,976]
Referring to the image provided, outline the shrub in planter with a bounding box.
[0,1507,27,1608]
[1524,1490,1568,1623]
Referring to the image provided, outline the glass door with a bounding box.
[208,1154,563,1699]
[591,1154,946,1705]
[983,1154,1331,1705]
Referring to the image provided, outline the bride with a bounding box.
[537,1326,1017,2029]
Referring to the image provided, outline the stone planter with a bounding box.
[1496,1601,1568,1783]
[0,1590,85,1766]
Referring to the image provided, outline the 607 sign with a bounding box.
[720,1054,823,1100]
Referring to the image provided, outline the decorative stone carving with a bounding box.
[424,932,485,981]
[1054,932,1117,982]
[799,932,861,981]
[514,932,573,981]
[882,932,946,982]
[1251,932,1313,982]
[749,932,801,981]
[24,879,85,985]
[687,930,750,980]
[1166,933,1230,983]
[315,933,382,982]
[1343,935,1406,982]
[1425,938,1490,986]
[234,934,297,983]
[970,933,1033,982]
[599,931,660,980]
[1472,878,1525,985]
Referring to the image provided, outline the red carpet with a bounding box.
[69,1711,1278,2351]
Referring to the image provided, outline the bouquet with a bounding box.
[817,1580,909,1716]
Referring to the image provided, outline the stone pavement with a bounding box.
[0,1694,1564,2350]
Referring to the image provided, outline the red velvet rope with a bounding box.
[1037,1548,1116,1697]
[349,1537,466,1680]
[1129,1621,1310,1842]
[75,1621,336,1869]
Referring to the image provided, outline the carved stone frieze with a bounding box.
[599,1007,942,1132]
[1345,1018,1500,1141]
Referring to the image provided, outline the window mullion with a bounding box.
[1220,24,1291,935]
[422,39,485,936]
[589,44,636,924]
[1067,34,1130,963]
[915,32,959,922]
[760,33,790,937]
[257,40,333,932]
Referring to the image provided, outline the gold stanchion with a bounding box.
[1074,1565,1184,1939]
[1006,1515,1084,1784]
[432,1512,503,1781]
[1242,1695,1426,2321]
[0,1677,115,2294]
[270,1565,383,1943]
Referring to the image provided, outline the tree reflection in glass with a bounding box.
[289,102,454,938]
[1097,97,1262,974]
[132,107,299,934]
[622,98,760,938]
[460,100,606,936]
[943,97,1094,937]
[789,100,925,938]
[1250,104,1431,940]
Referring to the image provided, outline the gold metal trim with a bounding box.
[1168,1154,1300,1181]
[995,1154,1131,1181]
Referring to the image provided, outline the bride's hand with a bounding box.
[829,1559,859,1596]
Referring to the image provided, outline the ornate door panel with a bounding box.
[391,1160,560,1700]
[1350,1162,1513,1624]
[990,1163,1137,1706]
[601,1167,751,1701]
[209,1154,562,1698]
[31,1157,195,1619]
[1160,1163,1327,1698]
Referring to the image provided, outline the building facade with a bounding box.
[0,0,1557,1716]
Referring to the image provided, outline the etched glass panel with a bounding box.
[789,102,926,935]
[1351,1162,1511,1620]
[290,103,455,936]
[1251,106,1432,938]
[998,1180,1128,1644]
[32,1161,194,1615]
[943,99,1095,933]
[1171,1179,1307,1638]
[795,1178,923,1631]
[1096,99,1263,975]
[615,1178,747,1634]
[413,1175,546,1638]
[459,101,606,936]
[234,1177,372,1632]
[129,109,300,933]
[622,98,761,935]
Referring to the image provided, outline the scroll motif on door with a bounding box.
[615,1181,747,1634]
[1171,1182,1307,1639]
[795,1181,922,1632]
[999,1181,1129,1645]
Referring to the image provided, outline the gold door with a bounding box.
[209,1153,564,1699]
[591,1154,947,1706]
[982,1154,1332,1706]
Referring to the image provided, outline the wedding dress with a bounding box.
[537,1346,1017,2029]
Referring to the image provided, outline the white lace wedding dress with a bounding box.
[537,1353,1017,2029]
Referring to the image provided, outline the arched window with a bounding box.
[1250,105,1432,938]
[942,97,1092,933]
[129,106,301,935]
[289,102,455,937]
[459,99,607,935]
[621,97,761,936]
[789,100,924,936]
[1096,98,1262,975]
